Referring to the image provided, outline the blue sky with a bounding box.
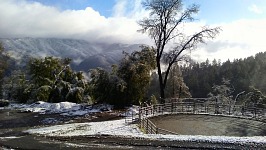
[1,0,266,61]
[28,0,266,23]
[29,0,116,17]
[191,0,266,23]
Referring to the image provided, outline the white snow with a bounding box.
[7,102,266,145]
[25,118,266,144]
[26,119,142,137]
[121,105,139,117]
[0,136,21,140]
[9,101,113,116]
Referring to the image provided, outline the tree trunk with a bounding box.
[157,56,165,103]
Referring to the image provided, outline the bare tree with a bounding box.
[138,0,221,102]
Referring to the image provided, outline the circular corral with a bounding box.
[149,114,266,136]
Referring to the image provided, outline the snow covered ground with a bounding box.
[4,101,266,145]
[9,101,113,116]
[25,118,266,145]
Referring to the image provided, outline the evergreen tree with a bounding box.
[2,70,30,103]
[90,46,156,107]
[3,56,91,103]
[165,63,191,98]
[29,56,62,87]
[208,78,234,105]
[0,43,9,98]
[182,52,266,98]
[117,46,156,105]
[89,67,126,107]
[243,87,266,108]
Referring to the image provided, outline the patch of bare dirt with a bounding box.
[149,114,266,137]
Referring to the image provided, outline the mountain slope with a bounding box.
[76,43,141,71]
[0,38,142,71]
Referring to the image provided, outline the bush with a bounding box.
[150,95,158,105]
[66,87,84,103]
[0,99,9,107]
[35,85,52,102]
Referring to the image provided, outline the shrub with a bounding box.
[0,99,9,107]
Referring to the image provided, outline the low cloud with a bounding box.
[199,19,266,61]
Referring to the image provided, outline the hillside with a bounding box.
[0,38,142,71]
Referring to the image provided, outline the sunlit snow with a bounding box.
[25,118,266,144]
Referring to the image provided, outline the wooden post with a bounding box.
[131,108,134,122]
[171,102,174,113]
[146,118,148,133]
[139,107,141,123]
[228,105,231,115]
[193,101,196,114]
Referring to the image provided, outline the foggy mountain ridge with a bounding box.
[0,37,143,71]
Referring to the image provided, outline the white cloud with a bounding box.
[0,0,150,44]
[113,0,149,19]
[113,0,127,17]
[248,4,263,14]
[192,19,266,62]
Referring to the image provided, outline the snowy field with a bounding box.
[12,101,264,145]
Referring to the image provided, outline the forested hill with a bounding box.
[181,52,266,98]
[0,38,142,71]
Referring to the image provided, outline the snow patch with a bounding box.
[9,101,113,117]
[26,119,142,137]
[25,118,266,144]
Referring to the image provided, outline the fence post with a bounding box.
[171,102,173,113]
[131,108,134,122]
[228,105,231,115]
[146,118,149,134]
[139,107,142,123]
[140,118,143,129]
[152,105,154,116]
[262,107,266,118]
[193,101,196,114]
[163,103,165,114]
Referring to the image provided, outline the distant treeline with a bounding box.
[181,52,266,98]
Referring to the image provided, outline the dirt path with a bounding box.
[2,134,265,150]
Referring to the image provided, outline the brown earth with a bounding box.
[149,114,266,137]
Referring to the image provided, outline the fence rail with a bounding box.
[136,101,266,135]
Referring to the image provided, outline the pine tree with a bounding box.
[0,43,9,98]
[165,63,191,98]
